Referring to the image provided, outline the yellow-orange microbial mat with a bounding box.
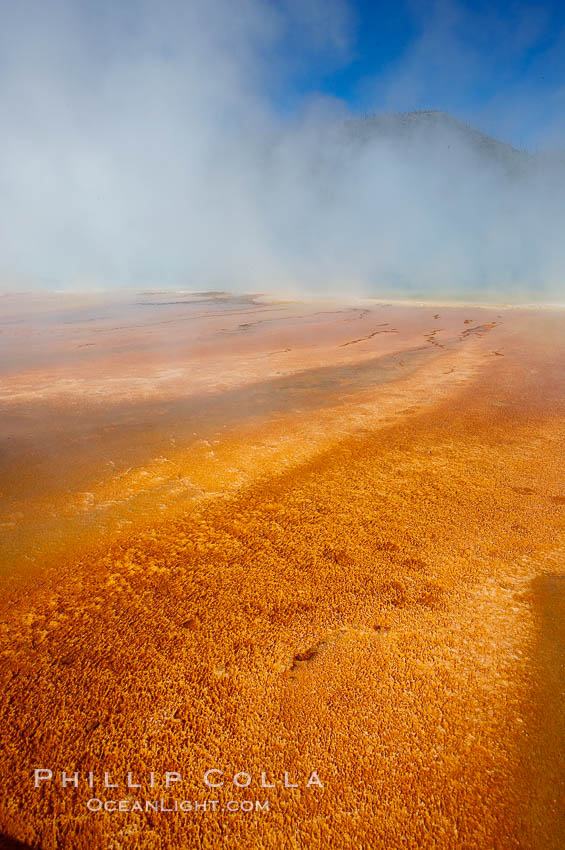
[0,292,563,848]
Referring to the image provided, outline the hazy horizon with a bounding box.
[1,0,565,301]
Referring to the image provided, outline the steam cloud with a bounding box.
[1,0,564,301]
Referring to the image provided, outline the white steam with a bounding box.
[0,0,564,300]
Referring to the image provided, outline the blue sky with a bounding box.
[280,0,565,149]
